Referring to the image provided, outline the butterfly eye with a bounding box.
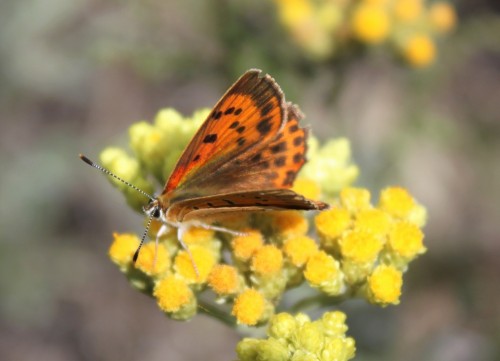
[152,207,161,218]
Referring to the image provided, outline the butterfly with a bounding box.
[81,69,328,264]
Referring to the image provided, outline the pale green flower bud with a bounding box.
[291,350,320,361]
[268,312,297,340]
[321,311,348,338]
[236,338,261,361]
[257,338,290,361]
[291,323,324,354]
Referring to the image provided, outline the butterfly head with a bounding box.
[143,199,164,220]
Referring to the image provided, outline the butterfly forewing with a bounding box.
[163,70,286,195]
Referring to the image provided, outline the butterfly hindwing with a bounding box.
[167,189,328,223]
[163,69,286,195]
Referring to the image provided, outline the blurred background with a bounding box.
[0,0,498,360]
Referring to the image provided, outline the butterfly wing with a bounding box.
[167,189,328,223]
[163,69,286,195]
[166,103,308,205]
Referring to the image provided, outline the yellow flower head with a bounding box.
[429,2,457,34]
[402,34,436,68]
[271,211,309,238]
[208,264,241,296]
[231,229,264,261]
[109,233,139,266]
[388,221,426,259]
[304,251,344,295]
[340,187,371,212]
[134,242,170,276]
[393,0,423,23]
[232,288,266,326]
[251,245,283,277]
[174,246,216,283]
[367,264,403,305]
[351,4,391,44]
[275,0,313,28]
[154,275,195,313]
[355,209,392,237]
[293,178,322,201]
[283,235,319,267]
[315,208,351,239]
[340,229,384,264]
[379,186,417,219]
[182,227,215,245]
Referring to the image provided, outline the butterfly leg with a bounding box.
[193,222,248,236]
[152,223,171,270]
[177,225,200,278]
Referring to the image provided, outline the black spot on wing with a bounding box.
[203,134,218,143]
[234,108,243,115]
[230,121,240,129]
[282,171,296,186]
[257,117,273,135]
[261,102,273,116]
[293,153,302,164]
[237,137,246,146]
[293,136,304,146]
[236,126,246,134]
[274,156,286,167]
[224,107,235,115]
[270,141,287,154]
[250,153,262,163]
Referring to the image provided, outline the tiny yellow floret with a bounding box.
[352,4,390,44]
[174,247,216,283]
[231,229,264,261]
[368,264,403,305]
[154,275,194,312]
[276,0,313,28]
[251,245,283,276]
[293,178,321,201]
[208,264,240,295]
[135,242,170,276]
[232,289,266,326]
[271,211,309,238]
[429,2,457,33]
[283,235,318,267]
[388,221,426,258]
[304,251,339,286]
[315,208,351,239]
[340,187,371,212]
[182,227,215,245]
[355,209,392,237]
[109,233,140,266]
[340,230,383,263]
[379,186,416,219]
[403,34,436,68]
[393,0,423,23]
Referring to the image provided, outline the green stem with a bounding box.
[198,300,236,327]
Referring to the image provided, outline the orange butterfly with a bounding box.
[81,69,328,264]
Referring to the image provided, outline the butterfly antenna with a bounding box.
[79,154,155,201]
[133,216,154,263]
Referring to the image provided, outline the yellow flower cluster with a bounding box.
[273,0,457,67]
[237,311,356,361]
[314,186,427,305]
[102,107,428,332]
